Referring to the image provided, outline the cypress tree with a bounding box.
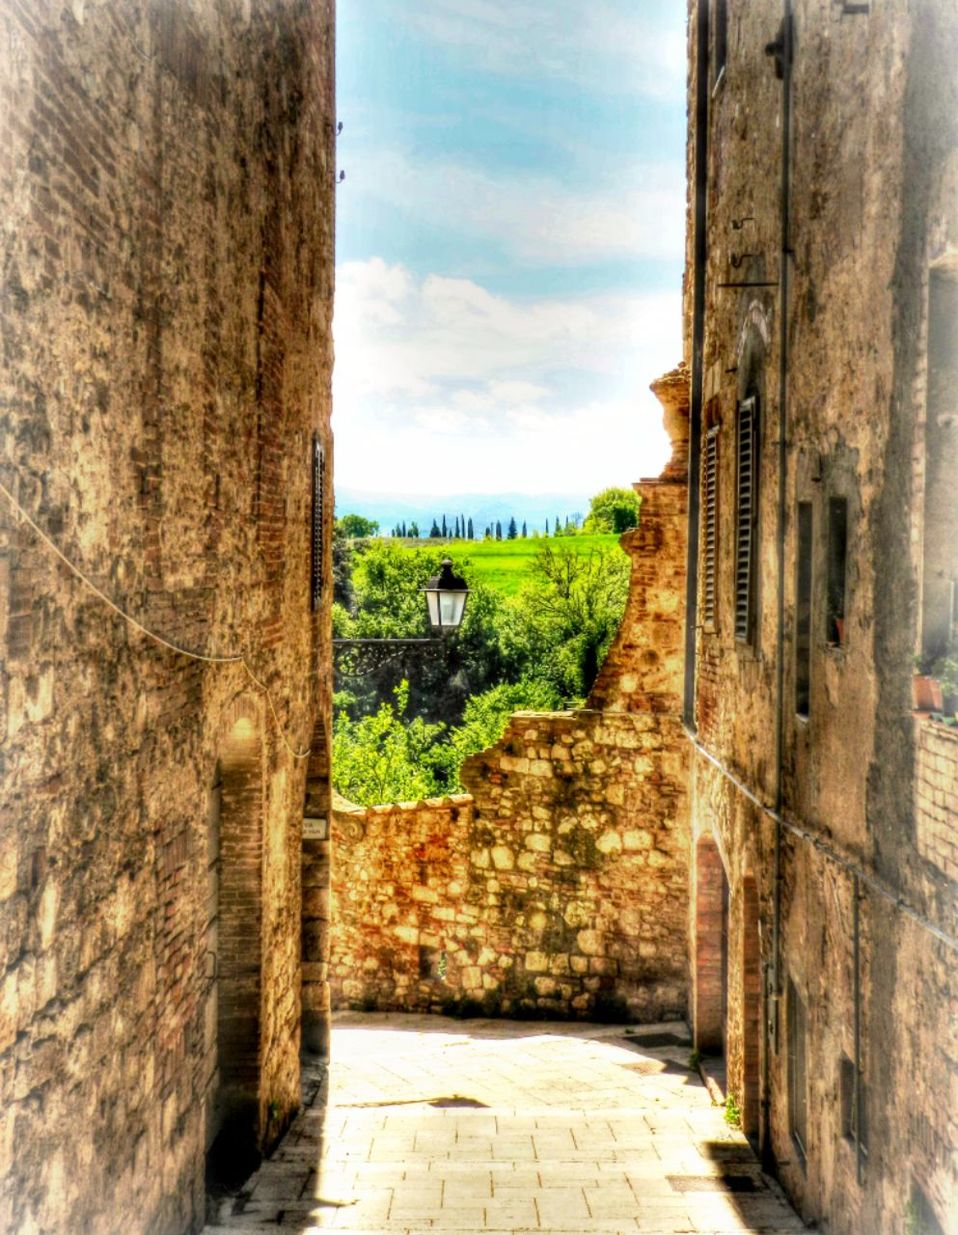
[507,516,518,539]
[467,517,474,539]
[441,515,447,537]
[430,519,441,538]
[521,520,527,538]
[495,520,503,540]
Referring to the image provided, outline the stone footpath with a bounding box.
[205,1012,804,1235]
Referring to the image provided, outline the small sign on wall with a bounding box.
[303,816,327,841]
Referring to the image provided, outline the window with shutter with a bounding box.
[826,497,848,647]
[795,502,813,716]
[734,396,758,642]
[311,435,325,611]
[703,426,719,628]
[788,977,808,1161]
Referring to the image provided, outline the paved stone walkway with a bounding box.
[205,1012,804,1235]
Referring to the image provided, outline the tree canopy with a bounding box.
[337,512,380,538]
[583,486,640,534]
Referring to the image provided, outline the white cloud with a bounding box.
[404,0,686,102]
[351,151,685,267]
[333,259,683,494]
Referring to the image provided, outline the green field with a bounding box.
[435,533,626,596]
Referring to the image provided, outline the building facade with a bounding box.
[683,3,958,1233]
[0,2,335,1232]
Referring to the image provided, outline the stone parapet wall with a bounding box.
[329,704,690,1022]
[915,718,958,883]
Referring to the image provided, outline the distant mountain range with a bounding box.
[335,487,593,536]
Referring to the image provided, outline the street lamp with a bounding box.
[422,558,470,633]
[333,557,470,678]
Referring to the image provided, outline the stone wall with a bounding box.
[684,3,958,1232]
[327,369,691,1026]
[0,3,335,1233]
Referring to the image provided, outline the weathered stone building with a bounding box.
[0,2,335,1232]
[682,3,958,1233]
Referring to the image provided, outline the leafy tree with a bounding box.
[583,486,640,534]
[333,681,448,805]
[499,542,630,701]
[337,512,379,538]
[409,521,419,538]
[428,679,563,790]
[495,521,503,540]
[430,520,441,538]
[467,517,474,539]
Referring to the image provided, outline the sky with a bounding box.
[333,1,688,498]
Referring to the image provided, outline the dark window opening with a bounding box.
[826,497,848,647]
[703,425,719,627]
[910,1183,946,1235]
[734,396,758,643]
[796,502,813,716]
[840,1054,868,1162]
[787,978,808,1161]
[713,0,728,88]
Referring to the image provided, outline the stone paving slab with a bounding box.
[205,1013,804,1235]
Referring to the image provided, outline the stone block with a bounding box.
[491,846,515,871]
[576,930,603,956]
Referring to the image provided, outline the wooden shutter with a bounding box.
[734,397,757,641]
[703,426,719,627]
[311,435,325,611]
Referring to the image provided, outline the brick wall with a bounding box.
[915,719,958,882]
[0,3,335,1232]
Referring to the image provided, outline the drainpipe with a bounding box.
[684,0,711,730]
[763,0,793,1174]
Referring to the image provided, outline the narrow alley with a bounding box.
[205,1014,804,1235]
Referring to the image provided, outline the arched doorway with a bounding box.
[205,711,265,1195]
[741,874,761,1139]
[694,834,728,1053]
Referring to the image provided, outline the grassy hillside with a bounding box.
[441,533,626,596]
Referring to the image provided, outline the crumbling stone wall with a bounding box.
[684,3,958,1232]
[327,371,691,1025]
[330,706,689,1021]
[0,3,335,1233]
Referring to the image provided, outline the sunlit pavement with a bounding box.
[205,1012,804,1235]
